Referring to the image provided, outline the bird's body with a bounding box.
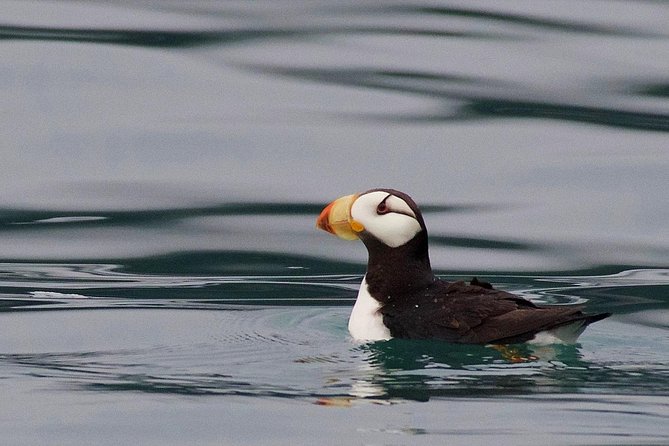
[317,188,610,344]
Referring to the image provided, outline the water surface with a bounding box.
[1,1,669,445]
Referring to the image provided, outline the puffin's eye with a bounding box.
[376,201,389,215]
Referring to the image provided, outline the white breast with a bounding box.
[348,276,392,342]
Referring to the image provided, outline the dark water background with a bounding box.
[1,1,668,444]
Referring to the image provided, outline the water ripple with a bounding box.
[246,66,669,132]
[1,263,667,313]
[0,261,667,401]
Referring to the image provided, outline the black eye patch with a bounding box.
[376,195,391,215]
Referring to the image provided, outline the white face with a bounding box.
[350,191,422,248]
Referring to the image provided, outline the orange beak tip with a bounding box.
[316,202,335,234]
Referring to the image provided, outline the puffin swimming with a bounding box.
[316,188,610,344]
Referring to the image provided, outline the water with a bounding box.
[2,1,669,444]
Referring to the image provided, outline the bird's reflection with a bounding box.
[345,339,588,402]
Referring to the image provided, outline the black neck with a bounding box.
[362,231,435,303]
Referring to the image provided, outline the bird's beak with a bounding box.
[316,194,364,240]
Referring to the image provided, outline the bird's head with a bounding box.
[316,188,427,249]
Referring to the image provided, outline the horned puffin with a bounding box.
[316,188,610,344]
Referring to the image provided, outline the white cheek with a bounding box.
[367,213,422,248]
[351,192,422,248]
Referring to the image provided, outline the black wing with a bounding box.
[380,280,609,344]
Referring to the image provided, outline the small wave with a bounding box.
[29,291,91,299]
[12,216,108,225]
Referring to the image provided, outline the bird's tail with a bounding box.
[534,312,611,344]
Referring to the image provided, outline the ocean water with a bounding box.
[1,1,668,444]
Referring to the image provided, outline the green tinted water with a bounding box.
[1,1,668,444]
